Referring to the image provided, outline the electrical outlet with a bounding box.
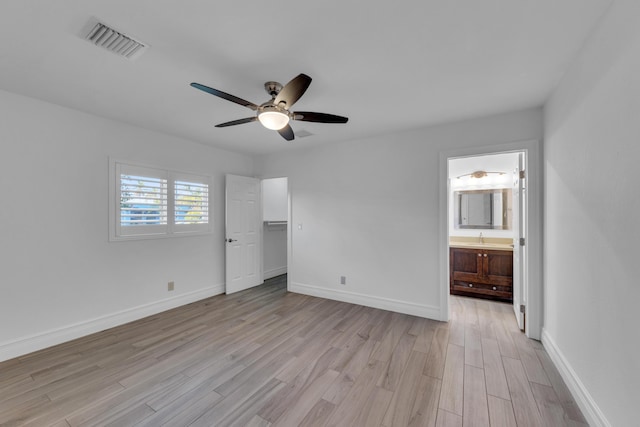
[340,276,346,285]
[168,281,174,291]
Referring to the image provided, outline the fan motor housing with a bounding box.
[264,81,283,98]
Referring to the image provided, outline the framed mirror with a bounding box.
[454,189,512,230]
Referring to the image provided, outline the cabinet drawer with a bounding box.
[451,271,481,283]
[451,280,512,301]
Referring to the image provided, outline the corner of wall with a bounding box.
[541,329,611,427]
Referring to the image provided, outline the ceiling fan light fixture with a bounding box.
[190,73,349,141]
[258,110,289,130]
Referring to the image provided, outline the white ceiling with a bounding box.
[0,0,611,155]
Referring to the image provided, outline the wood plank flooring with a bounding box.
[0,275,588,426]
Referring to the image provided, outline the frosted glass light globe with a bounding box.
[258,111,289,130]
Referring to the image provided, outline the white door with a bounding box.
[512,153,526,329]
[225,174,263,294]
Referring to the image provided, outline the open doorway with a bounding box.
[262,177,289,282]
[448,152,525,330]
[439,139,542,339]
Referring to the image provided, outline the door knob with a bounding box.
[226,238,237,243]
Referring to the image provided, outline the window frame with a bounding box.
[109,159,213,241]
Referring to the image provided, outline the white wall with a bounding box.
[262,177,288,222]
[0,89,253,361]
[256,108,542,319]
[543,1,640,425]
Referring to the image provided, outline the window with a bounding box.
[111,161,212,240]
[117,164,168,237]
[172,175,210,233]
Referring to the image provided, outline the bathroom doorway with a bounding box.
[439,140,542,339]
[448,152,525,329]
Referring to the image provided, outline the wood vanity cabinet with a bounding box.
[450,247,513,302]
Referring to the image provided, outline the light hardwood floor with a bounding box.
[0,275,587,426]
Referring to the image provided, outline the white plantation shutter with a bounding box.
[173,177,210,233]
[111,161,212,240]
[120,175,168,225]
[116,164,168,237]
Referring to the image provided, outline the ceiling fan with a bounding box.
[190,73,348,141]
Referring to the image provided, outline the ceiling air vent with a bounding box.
[84,21,147,60]
[296,129,314,138]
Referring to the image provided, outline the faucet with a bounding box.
[479,232,484,244]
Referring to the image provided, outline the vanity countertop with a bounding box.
[449,237,514,251]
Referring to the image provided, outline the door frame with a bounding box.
[438,139,542,339]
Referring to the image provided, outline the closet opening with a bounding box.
[262,177,289,284]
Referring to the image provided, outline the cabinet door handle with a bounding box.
[492,286,497,290]
[484,254,488,257]
[469,284,473,288]
[478,254,482,257]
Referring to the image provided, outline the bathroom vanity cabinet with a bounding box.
[450,247,513,302]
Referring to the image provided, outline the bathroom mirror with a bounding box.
[454,189,512,230]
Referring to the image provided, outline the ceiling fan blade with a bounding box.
[293,111,349,123]
[215,117,258,128]
[277,124,295,141]
[191,82,258,111]
[274,74,312,109]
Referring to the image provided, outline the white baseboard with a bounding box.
[289,281,441,320]
[0,284,225,363]
[264,266,287,280]
[541,328,611,427]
